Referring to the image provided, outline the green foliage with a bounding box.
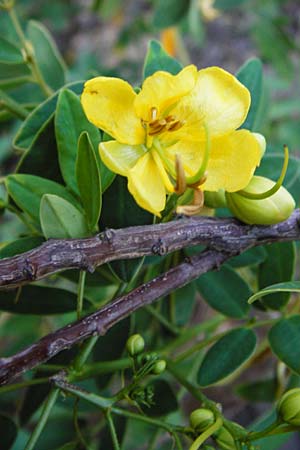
[143,40,183,79]
[196,265,252,318]
[197,328,257,386]
[40,194,89,238]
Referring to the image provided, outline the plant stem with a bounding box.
[246,419,282,441]
[167,360,207,404]
[0,89,28,119]
[24,387,60,450]
[8,7,53,97]
[106,411,121,450]
[72,335,99,373]
[77,270,86,320]
[75,358,131,380]
[145,305,180,335]
[0,376,49,394]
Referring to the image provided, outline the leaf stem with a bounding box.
[24,387,60,450]
[0,376,49,394]
[106,411,121,450]
[77,270,86,320]
[8,6,53,97]
[0,89,28,119]
[145,305,180,335]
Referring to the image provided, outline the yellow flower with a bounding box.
[81,65,262,216]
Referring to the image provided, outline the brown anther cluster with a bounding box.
[146,108,185,136]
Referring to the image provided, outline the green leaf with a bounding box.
[0,414,18,450]
[197,328,257,386]
[6,174,78,223]
[235,378,277,403]
[214,0,250,10]
[55,89,102,194]
[16,121,64,183]
[27,20,66,91]
[257,242,295,309]
[143,40,182,79]
[100,176,153,282]
[236,58,263,130]
[196,265,252,318]
[249,281,300,305]
[0,285,88,314]
[228,246,267,268]
[14,81,83,151]
[76,132,102,230]
[172,282,196,326]
[269,316,300,374]
[40,194,89,238]
[256,153,300,205]
[0,236,44,259]
[92,317,130,389]
[0,37,24,64]
[153,0,191,28]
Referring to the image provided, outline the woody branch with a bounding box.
[0,211,299,385]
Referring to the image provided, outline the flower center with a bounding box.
[143,107,185,137]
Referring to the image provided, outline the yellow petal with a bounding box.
[99,141,147,176]
[176,67,250,139]
[163,139,203,177]
[81,77,145,145]
[134,65,197,122]
[152,150,174,192]
[202,130,262,192]
[127,152,166,216]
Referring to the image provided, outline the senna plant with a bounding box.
[1,1,300,450]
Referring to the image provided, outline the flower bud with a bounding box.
[226,176,295,225]
[215,427,237,450]
[126,334,145,356]
[190,408,215,432]
[151,359,166,375]
[204,189,227,208]
[277,388,300,426]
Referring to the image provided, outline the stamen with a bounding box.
[175,154,187,195]
[151,107,158,121]
[148,124,166,136]
[166,120,185,131]
[237,145,289,200]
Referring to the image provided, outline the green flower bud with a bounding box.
[151,359,166,375]
[226,176,295,225]
[190,408,215,432]
[215,427,237,450]
[277,388,300,426]
[126,334,145,356]
[204,189,227,208]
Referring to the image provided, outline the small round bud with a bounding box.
[226,176,295,225]
[215,427,237,450]
[277,388,300,426]
[204,189,227,208]
[126,334,145,356]
[190,408,215,432]
[151,359,166,375]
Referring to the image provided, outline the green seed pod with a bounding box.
[277,388,300,426]
[190,408,215,432]
[215,427,237,450]
[126,334,145,356]
[226,176,295,225]
[151,359,166,375]
[204,189,227,208]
